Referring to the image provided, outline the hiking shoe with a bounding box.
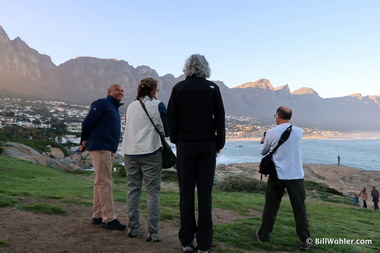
[101,219,126,230]
[91,217,102,225]
[255,231,268,243]
[127,230,142,238]
[183,242,194,253]
[146,233,161,242]
[198,250,210,253]
[300,241,311,251]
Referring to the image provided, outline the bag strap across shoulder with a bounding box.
[139,100,165,143]
[139,100,160,134]
[271,125,292,154]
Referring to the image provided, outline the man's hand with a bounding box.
[78,141,87,152]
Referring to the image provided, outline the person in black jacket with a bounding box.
[371,186,379,210]
[79,84,127,230]
[167,54,225,253]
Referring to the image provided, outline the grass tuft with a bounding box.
[0,238,10,246]
[19,202,68,214]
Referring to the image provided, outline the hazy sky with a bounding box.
[2,0,379,98]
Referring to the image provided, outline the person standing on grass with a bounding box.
[121,78,168,242]
[256,106,311,251]
[371,186,379,210]
[79,84,127,231]
[359,187,368,208]
[167,54,225,253]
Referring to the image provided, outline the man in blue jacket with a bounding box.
[79,84,126,230]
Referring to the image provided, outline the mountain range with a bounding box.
[1,25,379,132]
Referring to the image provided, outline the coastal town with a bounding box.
[0,97,344,141]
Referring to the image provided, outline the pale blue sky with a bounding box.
[2,0,379,98]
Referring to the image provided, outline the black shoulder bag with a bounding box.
[259,125,292,180]
[139,100,176,169]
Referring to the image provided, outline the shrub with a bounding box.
[162,170,177,182]
[305,180,343,196]
[216,175,267,192]
[114,163,126,177]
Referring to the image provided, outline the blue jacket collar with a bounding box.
[107,95,124,108]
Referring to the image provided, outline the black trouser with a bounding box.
[258,177,310,242]
[176,141,216,251]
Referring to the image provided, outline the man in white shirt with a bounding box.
[256,106,311,251]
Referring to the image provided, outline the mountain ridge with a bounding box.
[1,25,379,131]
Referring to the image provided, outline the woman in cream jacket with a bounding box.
[121,78,168,242]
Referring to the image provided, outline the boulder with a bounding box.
[2,142,71,170]
[49,147,65,160]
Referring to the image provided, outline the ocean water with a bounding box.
[217,139,380,171]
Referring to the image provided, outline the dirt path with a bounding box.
[0,202,182,253]
[0,201,262,253]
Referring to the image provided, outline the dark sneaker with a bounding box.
[255,231,268,242]
[146,233,161,242]
[127,230,142,238]
[300,241,311,251]
[183,243,194,253]
[101,219,127,230]
[198,250,210,253]
[92,217,102,225]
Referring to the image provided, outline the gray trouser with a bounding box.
[258,177,310,242]
[124,151,162,234]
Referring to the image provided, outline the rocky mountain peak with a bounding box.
[12,36,28,48]
[234,78,273,90]
[274,84,290,91]
[0,25,10,43]
[292,87,319,96]
[136,65,159,76]
[349,93,363,98]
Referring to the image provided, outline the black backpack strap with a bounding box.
[271,125,292,154]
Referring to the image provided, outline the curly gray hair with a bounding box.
[182,54,211,78]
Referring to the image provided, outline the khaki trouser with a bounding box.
[90,150,117,222]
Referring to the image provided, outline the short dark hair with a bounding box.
[276,106,292,120]
[136,78,158,100]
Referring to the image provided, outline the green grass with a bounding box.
[18,202,68,214]
[0,156,94,200]
[0,155,379,252]
[0,238,10,246]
